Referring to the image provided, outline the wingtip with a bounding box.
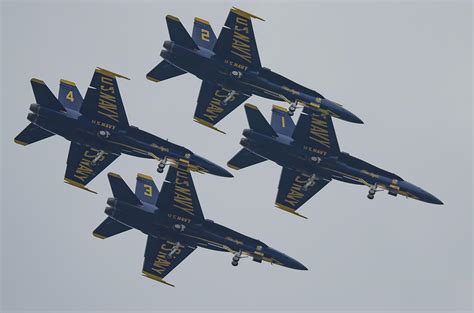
[244,103,258,110]
[142,271,175,287]
[95,67,130,80]
[14,139,28,146]
[107,172,122,179]
[64,178,97,194]
[193,118,226,134]
[275,203,308,219]
[166,14,180,22]
[227,163,241,171]
[92,232,106,239]
[231,7,265,21]
[31,78,45,85]
[146,74,160,83]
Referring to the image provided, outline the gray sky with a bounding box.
[1,1,472,312]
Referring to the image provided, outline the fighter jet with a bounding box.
[14,68,232,193]
[146,7,363,133]
[94,160,307,287]
[228,104,443,218]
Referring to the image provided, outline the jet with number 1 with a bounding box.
[147,7,363,133]
[228,104,443,218]
[14,68,232,193]
[94,160,307,287]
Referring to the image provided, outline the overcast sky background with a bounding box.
[1,1,472,312]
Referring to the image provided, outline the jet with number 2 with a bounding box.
[228,104,443,218]
[14,68,232,193]
[94,160,307,287]
[147,7,363,133]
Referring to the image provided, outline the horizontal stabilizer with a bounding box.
[14,123,54,146]
[108,173,141,205]
[166,15,198,50]
[58,79,83,111]
[192,17,217,50]
[271,105,295,137]
[227,148,266,170]
[146,60,186,83]
[244,103,277,136]
[31,78,66,112]
[93,217,131,239]
[135,173,159,204]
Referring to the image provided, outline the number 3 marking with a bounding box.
[144,184,153,197]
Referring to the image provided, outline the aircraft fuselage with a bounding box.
[240,129,443,204]
[104,197,307,270]
[160,41,363,124]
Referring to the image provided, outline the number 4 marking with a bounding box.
[66,91,74,102]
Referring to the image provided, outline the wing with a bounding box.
[227,148,266,170]
[156,159,204,225]
[146,60,186,83]
[275,168,331,218]
[194,81,249,133]
[93,217,132,239]
[214,7,263,70]
[80,68,130,129]
[142,236,196,287]
[64,142,119,193]
[14,123,54,146]
[292,107,340,156]
[58,79,84,111]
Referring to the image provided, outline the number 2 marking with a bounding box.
[201,29,210,42]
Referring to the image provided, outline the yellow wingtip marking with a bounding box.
[14,139,28,146]
[95,67,130,80]
[107,172,122,179]
[272,105,288,112]
[31,78,45,85]
[137,173,154,181]
[142,271,175,287]
[146,75,160,83]
[227,163,240,170]
[60,79,76,87]
[92,233,106,239]
[193,118,226,134]
[166,15,180,22]
[244,103,258,110]
[275,203,308,219]
[231,7,265,21]
[64,178,97,194]
[194,17,210,25]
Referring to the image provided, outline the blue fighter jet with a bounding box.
[228,104,443,218]
[147,7,363,133]
[14,68,232,193]
[94,160,307,286]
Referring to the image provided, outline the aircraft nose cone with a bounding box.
[190,154,234,178]
[321,99,364,124]
[400,181,443,205]
[265,247,308,271]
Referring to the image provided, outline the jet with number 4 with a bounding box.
[227,104,443,218]
[146,7,363,133]
[14,68,232,193]
[94,160,307,287]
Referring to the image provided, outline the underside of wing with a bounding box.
[275,168,331,218]
[214,7,263,71]
[293,107,340,156]
[193,81,249,133]
[142,236,196,287]
[80,68,130,129]
[156,159,205,224]
[64,142,119,193]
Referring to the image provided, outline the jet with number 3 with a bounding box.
[147,7,363,133]
[14,68,232,193]
[93,160,307,287]
[227,104,443,218]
